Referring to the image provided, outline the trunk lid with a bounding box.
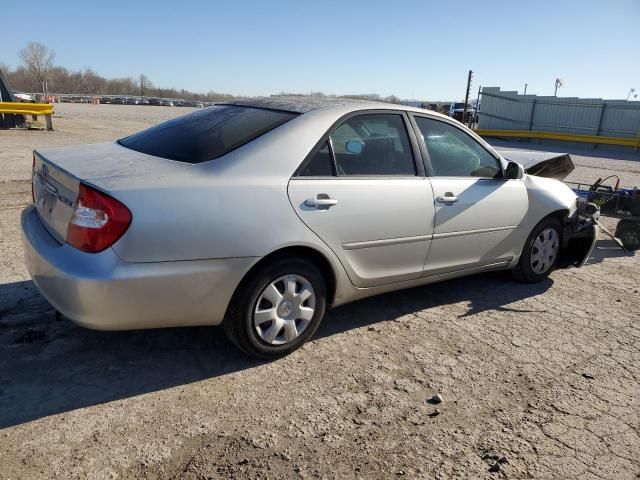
[33,141,196,244]
[33,152,80,243]
[34,141,192,190]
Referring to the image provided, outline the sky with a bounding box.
[1,0,639,101]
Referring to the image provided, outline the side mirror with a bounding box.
[505,161,524,180]
[345,140,364,154]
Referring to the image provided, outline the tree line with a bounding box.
[2,42,406,104]
[1,42,235,102]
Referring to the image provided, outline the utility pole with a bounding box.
[524,83,528,95]
[462,70,473,124]
[470,84,481,128]
[554,78,563,96]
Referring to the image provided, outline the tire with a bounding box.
[223,257,327,360]
[615,219,640,251]
[512,216,562,283]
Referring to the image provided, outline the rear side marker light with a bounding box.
[66,184,132,253]
[31,153,36,203]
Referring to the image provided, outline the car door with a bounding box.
[411,115,529,275]
[288,111,435,288]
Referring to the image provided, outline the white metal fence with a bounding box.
[478,87,640,140]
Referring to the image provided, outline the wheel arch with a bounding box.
[548,208,571,227]
[533,209,597,269]
[514,209,568,263]
[529,209,570,244]
[230,245,338,310]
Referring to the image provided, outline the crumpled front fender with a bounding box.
[559,222,598,268]
[523,174,578,226]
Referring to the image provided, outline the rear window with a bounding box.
[118,105,297,163]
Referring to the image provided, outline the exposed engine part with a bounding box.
[576,197,599,218]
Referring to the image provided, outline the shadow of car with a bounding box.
[0,269,555,428]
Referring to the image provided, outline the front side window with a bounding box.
[329,114,415,176]
[118,105,296,163]
[414,117,501,178]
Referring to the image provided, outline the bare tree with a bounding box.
[81,68,105,95]
[383,94,401,104]
[18,42,55,95]
[139,74,152,96]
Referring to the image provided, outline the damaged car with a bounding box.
[21,97,597,359]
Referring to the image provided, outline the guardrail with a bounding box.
[474,128,640,149]
[0,102,54,130]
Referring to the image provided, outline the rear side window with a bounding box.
[330,114,415,176]
[118,105,296,163]
[299,141,334,176]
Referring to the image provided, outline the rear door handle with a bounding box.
[305,195,338,208]
[436,194,459,203]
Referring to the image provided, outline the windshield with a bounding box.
[118,105,297,163]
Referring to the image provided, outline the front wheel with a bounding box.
[512,217,562,283]
[223,258,326,359]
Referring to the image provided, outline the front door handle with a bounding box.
[305,195,338,208]
[436,194,459,203]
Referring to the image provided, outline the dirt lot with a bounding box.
[1,104,639,479]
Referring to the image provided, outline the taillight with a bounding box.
[31,153,36,203]
[66,184,132,253]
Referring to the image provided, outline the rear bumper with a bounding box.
[21,206,256,330]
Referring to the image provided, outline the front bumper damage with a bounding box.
[560,200,599,268]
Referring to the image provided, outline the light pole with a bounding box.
[627,88,636,101]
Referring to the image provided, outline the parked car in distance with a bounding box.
[161,99,174,106]
[22,97,597,359]
[14,92,34,102]
[448,102,472,122]
[184,100,205,108]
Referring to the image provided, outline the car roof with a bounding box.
[220,95,453,123]
[222,95,397,114]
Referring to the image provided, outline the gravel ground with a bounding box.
[0,104,639,479]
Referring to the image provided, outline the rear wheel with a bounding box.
[615,219,640,250]
[223,258,326,359]
[512,217,562,283]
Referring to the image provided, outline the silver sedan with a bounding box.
[21,97,596,358]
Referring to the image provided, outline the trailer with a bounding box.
[566,176,640,251]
